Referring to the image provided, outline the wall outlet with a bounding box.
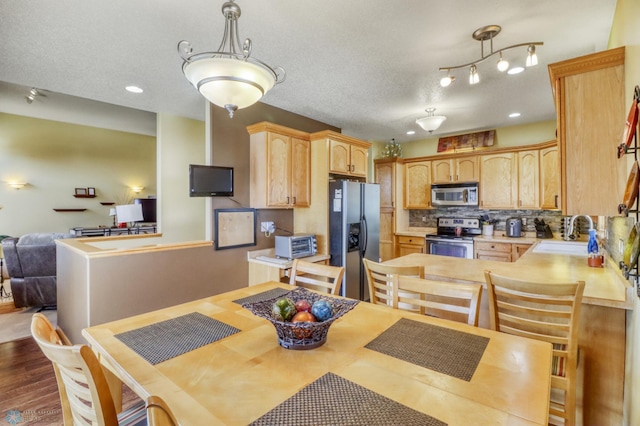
[261,221,275,233]
[422,216,427,222]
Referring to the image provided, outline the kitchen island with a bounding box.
[384,246,631,426]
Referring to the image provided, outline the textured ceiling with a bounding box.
[0,0,616,142]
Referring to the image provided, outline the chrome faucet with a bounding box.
[566,215,594,240]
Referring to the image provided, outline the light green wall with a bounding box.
[0,113,156,236]
[156,113,206,242]
[371,119,556,161]
[609,0,640,423]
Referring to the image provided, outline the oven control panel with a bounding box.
[438,218,480,229]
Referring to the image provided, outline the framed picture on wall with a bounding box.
[87,187,96,196]
[75,188,88,196]
[214,208,256,250]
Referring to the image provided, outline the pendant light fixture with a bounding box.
[439,25,542,87]
[178,0,286,118]
[416,108,447,133]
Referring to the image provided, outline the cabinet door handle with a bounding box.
[293,196,297,205]
[286,196,290,204]
[555,195,558,208]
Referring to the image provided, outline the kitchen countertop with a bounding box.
[384,245,632,310]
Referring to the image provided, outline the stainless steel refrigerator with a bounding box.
[329,180,380,301]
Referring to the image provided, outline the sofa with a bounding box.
[1,233,73,308]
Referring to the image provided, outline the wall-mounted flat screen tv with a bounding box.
[189,164,234,197]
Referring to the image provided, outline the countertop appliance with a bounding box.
[329,180,380,301]
[275,234,317,259]
[425,217,481,259]
[431,182,479,207]
[506,218,523,238]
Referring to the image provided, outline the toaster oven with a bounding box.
[275,234,317,259]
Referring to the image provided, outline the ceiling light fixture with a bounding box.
[25,88,40,104]
[125,85,144,94]
[416,108,447,133]
[439,25,542,87]
[177,0,286,118]
[8,182,27,190]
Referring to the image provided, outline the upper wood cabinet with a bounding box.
[247,122,310,209]
[549,47,626,216]
[432,157,478,183]
[517,150,540,209]
[479,153,517,208]
[329,140,368,178]
[540,145,560,210]
[375,160,395,209]
[404,160,432,209]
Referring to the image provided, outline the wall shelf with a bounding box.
[73,195,96,198]
[100,202,115,205]
[53,208,87,212]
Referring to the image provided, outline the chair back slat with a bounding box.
[289,259,344,295]
[362,259,423,307]
[485,270,584,426]
[393,275,483,326]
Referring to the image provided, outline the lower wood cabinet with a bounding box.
[475,241,532,262]
[397,235,425,257]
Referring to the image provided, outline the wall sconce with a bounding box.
[130,186,144,194]
[7,182,27,190]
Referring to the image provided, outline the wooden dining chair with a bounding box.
[30,313,147,426]
[362,259,424,307]
[146,395,179,426]
[484,270,585,426]
[289,259,345,295]
[392,275,483,326]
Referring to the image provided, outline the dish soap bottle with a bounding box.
[587,229,603,267]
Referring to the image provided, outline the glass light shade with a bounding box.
[526,51,538,67]
[497,55,509,72]
[416,115,447,132]
[183,57,276,110]
[469,65,479,84]
[440,75,454,87]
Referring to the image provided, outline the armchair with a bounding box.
[1,233,72,308]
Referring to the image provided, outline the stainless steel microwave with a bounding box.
[431,182,479,207]
[275,234,317,259]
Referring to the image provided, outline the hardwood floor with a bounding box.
[0,336,142,425]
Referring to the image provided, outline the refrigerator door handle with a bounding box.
[361,216,368,257]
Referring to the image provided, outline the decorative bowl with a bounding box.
[243,287,359,350]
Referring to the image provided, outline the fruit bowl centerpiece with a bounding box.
[243,287,359,350]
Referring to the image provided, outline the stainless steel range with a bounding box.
[425,217,481,259]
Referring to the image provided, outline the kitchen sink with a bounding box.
[531,240,588,256]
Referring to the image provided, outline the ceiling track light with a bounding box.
[416,107,447,133]
[177,0,286,118]
[439,25,542,87]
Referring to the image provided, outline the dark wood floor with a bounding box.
[0,336,142,425]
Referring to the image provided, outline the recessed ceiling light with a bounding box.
[507,67,524,75]
[509,112,521,118]
[125,85,144,94]
[406,130,416,135]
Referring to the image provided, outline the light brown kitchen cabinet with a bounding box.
[540,145,560,209]
[247,122,310,208]
[474,241,512,262]
[397,235,425,256]
[432,157,478,183]
[479,153,517,208]
[517,150,540,209]
[329,140,368,178]
[379,210,395,261]
[549,47,626,216]
[512,243,532,260]
[375,159,402,261]
[404,160,432,209]
[375,160,395,209]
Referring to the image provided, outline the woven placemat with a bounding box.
[251,372,446,426]
[365,318,489,381]
[233,288,291,305]
[115,312,240,365]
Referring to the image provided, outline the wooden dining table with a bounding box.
[82,281,552,425]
